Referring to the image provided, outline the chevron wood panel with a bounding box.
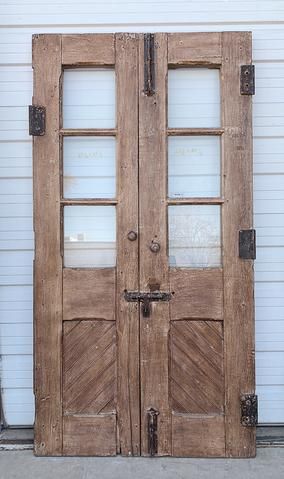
[170,320,224,414]
[63,320,116,415]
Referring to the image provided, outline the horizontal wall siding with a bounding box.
[0,6,284,425]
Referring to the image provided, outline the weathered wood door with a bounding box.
[33,32,255,457]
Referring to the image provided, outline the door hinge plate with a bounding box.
[239,229,256,260]
[29,105,46,136]
[240,394,258,427]
[240,65,255,95]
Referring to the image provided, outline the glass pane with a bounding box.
[168,68,220,128]
[64,206,116,268]
[168,205,221,268]
[63,137,116,199]
[63,69,115,128]
[168,136,220,198]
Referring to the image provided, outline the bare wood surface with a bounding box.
[63,415,116,456]
[167,128,224,136]
[63,320,116,414]
[167,198,224,205]
[116,33,140,456]
[139,33,171,456]
[172,414,225,457]
[33,34,62,456]
[170,269,223,320]
[61,199,117,205]
[222,32,255,458]
[168,32,222,66]
[62,34,115,66]
[61,129,116,137]
[63,268,115,321]
[170,321,224,414]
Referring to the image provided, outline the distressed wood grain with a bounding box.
[63,268,115,321]
[62,34,115,66]
[116,33,140,456]
[139,33,171,456]
[33,34,62,456]
[168,32,222,66]
[222,31,255,458]
[170,269,223,320]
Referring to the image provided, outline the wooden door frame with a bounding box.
[32,32,255,457]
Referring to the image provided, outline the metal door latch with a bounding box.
[124,290,172,318]
[144,33,155,96]
[148,408,159,456]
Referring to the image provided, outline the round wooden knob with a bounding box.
[127,231,137,241]
[150,242,160,253]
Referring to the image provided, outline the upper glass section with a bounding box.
[168,68,220,128]
[63,69,116,128]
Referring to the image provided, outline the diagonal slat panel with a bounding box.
[63,320,116,415]
[170,320,224,414]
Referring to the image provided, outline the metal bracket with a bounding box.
[241,394,258,427]
[144,33,155,96]
[29,105,46,136]
[239,229,256,260]
[124,290,172,318]
[148,408,159,456]
[240,65,255,95]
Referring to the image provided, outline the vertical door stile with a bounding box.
[116,33,140,456]
[222,32,255,457]
[33,34,63,456]
[138,33,171,456]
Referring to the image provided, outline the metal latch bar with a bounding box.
[144,33,155,96]
[124,290,172,318]
[148,408,159,456]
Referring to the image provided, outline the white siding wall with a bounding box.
[0,0,284,425]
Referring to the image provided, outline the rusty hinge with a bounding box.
[241,394,258,427]
[148,408,159,456]
[124,290,172,318]
[240,65,255,95]
[29,105,46,136]
[144,33,155,96]
[239,229,256,260]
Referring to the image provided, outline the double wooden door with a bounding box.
[32,32,255,457]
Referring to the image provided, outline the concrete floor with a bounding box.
[0,448,284,479]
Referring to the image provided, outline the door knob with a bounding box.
[150,242,160,253]
[127,231,137,241]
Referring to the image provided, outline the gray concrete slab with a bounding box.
[1,448,284,479]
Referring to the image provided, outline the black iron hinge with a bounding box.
[29,105,46,136]
[241,394,258,427]
[144,33,155,96]
[240,65,255,95]
[239,229,256,260]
